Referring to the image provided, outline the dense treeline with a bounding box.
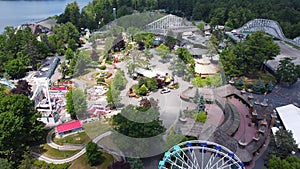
[160,0,300,38]
[0,27,49,78]
[0,22,80,78]
[58,0,300,38]
[0,88,45,168]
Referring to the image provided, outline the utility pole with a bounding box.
[113,8,117,27]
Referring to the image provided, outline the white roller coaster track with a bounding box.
[239,19,300,46]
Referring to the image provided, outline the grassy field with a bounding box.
[69,152,114,169]
[52,132,91,145]
[242,71,276,85]
[31,144,80,159]
[83,120,112,139]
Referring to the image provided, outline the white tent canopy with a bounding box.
[276,104,300,149]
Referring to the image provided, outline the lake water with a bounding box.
[0,0,91,32]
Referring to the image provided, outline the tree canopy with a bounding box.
[268,129,298,159]
[220,31,280,77]
[86,141,103,166]
[267,156,300,169]
[66,89,87,119]
[0,94,44,163]
[0,26,49,78]
[276,57,300,86]
[57,2,81,29]
[111,104,165,156]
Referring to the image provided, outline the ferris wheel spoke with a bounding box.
[204,152,217,169]
[218,161,240,169]
[189,149,201,169]
[170,150,193,168]
[180,149,198,168]
[209,154,227,169]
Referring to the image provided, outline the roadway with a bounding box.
[266,41,300,71]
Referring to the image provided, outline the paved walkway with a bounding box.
[31,131,121,164]
[229,98,256,144]
[205,103,224,126]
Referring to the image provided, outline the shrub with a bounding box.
[253,78,266,94]
[106,60,113,65]
[97,77,105,83]
[191,76,206,87]
[138,84,148,96]
[169,83,179,89]
[99,65,106,70]
[138,77,158,91]
[132,84,139,93]
[193,111,207,123]
[146,78,158,91]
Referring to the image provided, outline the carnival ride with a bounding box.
[158,140,244,169]
[0,78,16,89]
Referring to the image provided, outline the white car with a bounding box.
[160,87,170,94]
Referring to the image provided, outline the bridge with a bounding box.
[239,19,300,46]
[145,14,198,34]
[0,78,16,89]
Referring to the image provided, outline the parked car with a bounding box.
[160,87,170,94]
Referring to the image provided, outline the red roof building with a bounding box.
[55,120,83,137]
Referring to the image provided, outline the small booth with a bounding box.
[55,120,83,138]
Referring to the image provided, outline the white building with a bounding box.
[275,104,300,149]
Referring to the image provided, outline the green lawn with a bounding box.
[31,144,80,159]
[83,120,112,140]
[69,152,114,169]
[244,71,276,85]
[52,132,91,145]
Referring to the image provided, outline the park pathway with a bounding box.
[31,131,124,164]
[228,98,256,144]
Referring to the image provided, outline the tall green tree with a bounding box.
[73,50,93,76]
[106,84,120,108]
[50,22,80,54]
[156,44,170,63]
[58,61,69,79]
[58,2,81,29]
[66,89,87,119]
[65,48,74,60]
[174,47,194,65]
[170,58,187,77]
[220,31,280,77]
[0,94,44,163]
[269,129,298,159]
[244,31,280,72]
[4,58,26,79]
[86,142,103,166]
[125,49,148,76]
[276,57,300,86]
[112,70,127,90]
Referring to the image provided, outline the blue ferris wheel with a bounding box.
[158,140,245,169]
